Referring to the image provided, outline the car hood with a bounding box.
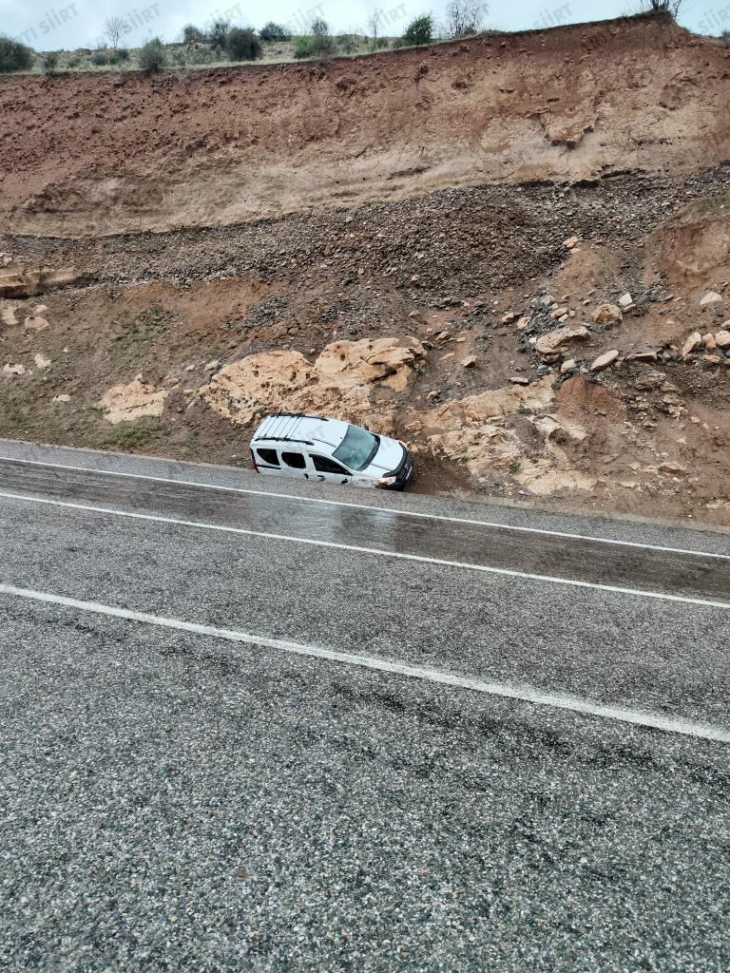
[364,436,405,476]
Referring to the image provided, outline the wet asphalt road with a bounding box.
[1,442,729,972]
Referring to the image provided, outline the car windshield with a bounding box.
[333,425,380,471]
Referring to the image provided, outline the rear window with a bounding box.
[282,452,306,470]
[257,449,280,467]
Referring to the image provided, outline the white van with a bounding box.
[250,414,414,490]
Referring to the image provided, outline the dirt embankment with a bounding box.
[2,17,730,237]
[3,18,730,525]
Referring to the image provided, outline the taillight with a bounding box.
[251,450,259,473]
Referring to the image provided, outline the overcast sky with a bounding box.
[0,0,720,52]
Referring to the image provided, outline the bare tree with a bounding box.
[367,12,381,39]
[640,0,682,16]
[103,16,128,50]
[445,0,487,38]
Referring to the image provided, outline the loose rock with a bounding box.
[700,291,722,306]
[681,332,702,358]
[592,304,623,326]
[590,350,620,372]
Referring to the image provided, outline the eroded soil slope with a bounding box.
[2,17,730,236]
[3,166,730,524]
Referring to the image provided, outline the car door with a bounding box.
[253,446,283,477]
[310,454,353,486]
[279,448,310,480]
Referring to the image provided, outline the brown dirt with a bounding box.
[2,17,730,237]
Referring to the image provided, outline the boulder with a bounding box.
[34,353,52,370]
[563,236,579,250]
[715,330,730,349]
[24,314,49,331]
[618,293,634,309]
[316,337,425,393]
[703,333,717,351]
[592,304,623,326]
[590,350,620,372]
[535,325,590,361]
[461,356,478,368]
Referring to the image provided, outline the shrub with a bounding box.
[138,37,167,73]
[639,0,682,14]
[43,52,59,74]
[116,48,130,61]
[721,29,730,47]
[293,35,314,59]
[402,15,434,45]
[90,50,108,66]
[188,46,217,65]
[337,33,360,54]
[67,56,81,68]
[182,24,206,44]
[368,36,390,52]
[0,35,34,73]
[226,27,263,62]
[260,21,291,42]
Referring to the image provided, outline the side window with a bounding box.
[257,448,280,467]
[313,455,350,476]
[282,451,306,470]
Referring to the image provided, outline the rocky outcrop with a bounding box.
[98,379,171,425]
[200,337,425,428]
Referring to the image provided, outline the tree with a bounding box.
[226,27,263,61]
[104,16,128,50]
[208,19,231,49]
[0,35,34,72]
[182,25,206,45]
[260,22,291,42]
[310,17,335,56]
[445,0,487,37]
[367,12,380,38]
[402,14,434,46]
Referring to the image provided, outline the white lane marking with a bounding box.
[1,581,728,744]
[1,453,727,561]
[1,489,730,611]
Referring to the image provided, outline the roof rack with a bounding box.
[254,437,314,446]
[268,413,329,421]
[253,413,332,446]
